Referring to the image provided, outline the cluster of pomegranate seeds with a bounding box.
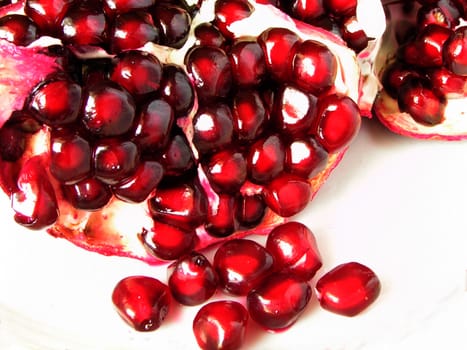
[112,221,381,349]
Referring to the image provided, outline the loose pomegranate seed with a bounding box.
[159,130,196,176]
[203,149,247,194]
[0,14,38,46]
[134,98,174,152]
[11,156,59,229]
[149,179,208,231]
[167,251,218,306]
[315,262,381,317]
[112,161,163,203]
[50,131,92,184]
[340,16,369,53]
[247,134,285,184]
[291,40,338,95]
[266,221,322,280]
[214,0,254,39]
[110,50,163,99]
[28,77,82,126]
[314,93,361,153]
[205,194,238,237]
[193,300,248,350]
[112,276,171,332]
[235,193,266,228]
[263,173,311,217]
[228,39,266,86]
[24,0,76,34]
[152,4,191,49]
[232,89,269,142]
[247,273,312,330]
[213,238,275,295]
[285,137,328,179]
[185,46,233,102]
[194,22,226,47]
[158,64,195,117]
[62,177,112,211]
[443,26,467,76]
[140,222,196,261]
[81,81,136,137]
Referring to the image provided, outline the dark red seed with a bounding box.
[103,0,156,14]
[266,221,322,280]
[205,194,238,237]
[0,125,26,162]
[112,161,163,203]
[62,177,112,211]
[159,130,196,176]
[167,252,218,306]
[235,193,266,228]
[112,276,171,332]
[247,134,285,184]
[214,0,254,39]
[228,39,266,86]
[381,62,421,99]
[0,14,38,46]
[247,273,312,330]
[263,173,311,217]
[340,16,369,53]
[213,239,275,295]
[289,0,326,22]
[158,64,195,117]
[285,137,328,179]
[443,26,467,76]
[50,131,91,184]
[203,149,247,194]
[140,222,196,261]
[194,22,226,47]
[193,300,248,350]
[315,262,381,317]
[324,0,357,17]
[232,89,269,142]
[24,0,76,34]
[427,67,467,97]
[152,4,191,49]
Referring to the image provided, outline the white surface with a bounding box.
[1,117,467,350]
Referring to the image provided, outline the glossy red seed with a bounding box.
[194,22,226,47]
[112,276,171,332]
[247,274,312,330]
[152,4,191,49]
[168,252,218,306]
[428,67,467,98]
[0,14,38,46]
[193,300,248,350]
[140,222,196,261]
[28,78,82,126]
[235,194,266,228]
[285,137,328,179]
[159,131,196,176]
[50,132,91,184]
[213,239,275,295]
[257,27,301,82]
[205,194,238,237]
[158,64,195,117]
[103,0,155,14]
[340,16,369,53]
[228,39,266,86]
[315,262,381,317]
[214,0,254,39]
[110,50,162,98]
[247,134,285,184]
[185,46,233,102]
[290,0,326,21]
[62,177,112,211]
[381,62,421,99]
[11,156,58,229]
[149,180,208,231]
[112,161,163,203]
[24,0,75,34]
[292,40,337,95]
[443,26,467,76]
[203,149,247,194]
[263,173,311,217]
[324,0,357,16]
[266,221,322,280]
[81,82,136,137]
[232,89,268,142]
[314,94,361,153]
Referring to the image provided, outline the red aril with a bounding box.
[0,14,38,46]
[315,262,381,317]
[112,276,171,331]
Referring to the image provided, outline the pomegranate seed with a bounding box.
[285,136,328,179]
[149,179,208,231]
[152,4,191,49]
[232,89,269,142]
[103,0,155,15]
[228,39,266,86]
[158,64,195,117]
[192,103,234,155]
[11,156,58,229]
[340,16,369,53]
[81,81,136,137]
[0,14,38,46]
[140,222,196,261]
[28,77,82,126]
[159,131,196,176]
[112,276,171,332]
[428,67,467,97]
[112,161,163,203]
[291,40,338,95]
[257,27,301,82]
[266,221,322,280]
[289,0,326,22]
[193,300,248,350]
[247,273,312,330]
[381,62,421,99]
[50,131,92,184]
[324,0,357,17]
[205,194,238,237]
[263,173,311,217]
[214,0,254,39]
[167,252,218,306]
[24,0,76,34]
[185,46,233,102]
[62,177,112,211]
[0,125,26,162]
[235,193,266,228]
[194,22,226,47]
[443,26,467,76]
[110,50,162,98]
[315,262,381,317]
[247,134,285,184]
[203,149,247,194]
[213,238,275,295]
[314,93,361,153]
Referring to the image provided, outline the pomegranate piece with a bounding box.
[247,273,312,330]
[266,221,322,281]
[167,251,218,306]
[193,300,248,350]
[315,262,381,317]
[112,276,171,331]
[0,14,38,46]
[213,238,275,295]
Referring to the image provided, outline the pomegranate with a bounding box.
[0,0,365,265]
[372,0,467,139]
